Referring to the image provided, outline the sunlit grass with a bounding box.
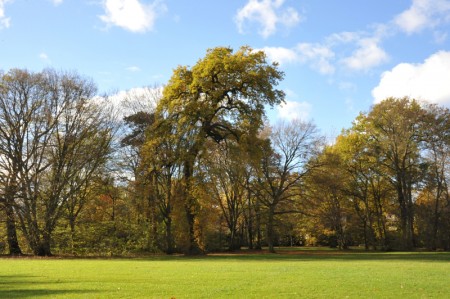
[1,248,449,298]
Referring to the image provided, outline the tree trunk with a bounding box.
[267,206,275,253]
[246,199,254,250]
[35,229,52,256]
[363,221,369,250]
[69,216,76,254]
[185,203,202,255]
[431,197,440,250]
[397,182,414,250]
[6,202,22,255]
[255,201,262,250]
[165,217,174,254]
[183,160,203,255]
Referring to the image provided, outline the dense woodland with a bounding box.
[1,47,449,256]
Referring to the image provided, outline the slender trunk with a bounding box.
[363,221,369,250]
[151,198,158,247]
[69,216,76,254]
[255,201,262,250]
[374,191,388,250]
[247,195,254,249]
[431,191,440,250]
[267,205,275,253]
[229,228,236,251]
[165,216,174,254]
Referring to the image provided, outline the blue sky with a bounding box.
[1,0,450,136]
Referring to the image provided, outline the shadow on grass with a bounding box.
[3,248,449,263]
[0,275,98,298]
[201,249,450,263]
[126,248,450,263]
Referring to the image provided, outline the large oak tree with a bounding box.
[153,46,285,254]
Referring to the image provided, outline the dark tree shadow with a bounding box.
[0,275,98,298]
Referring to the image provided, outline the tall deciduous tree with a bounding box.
[255,120,322,252]
[419,104,450,249]
[0,69,114,256]
[154,46,285,254]
[202,140,249,251]
[362,98,426,249]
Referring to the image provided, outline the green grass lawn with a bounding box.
[1,248,449,298]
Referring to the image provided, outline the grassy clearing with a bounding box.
[1,248,449,298]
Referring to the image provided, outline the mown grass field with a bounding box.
[1,248,449,298]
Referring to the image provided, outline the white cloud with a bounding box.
[235,0,301,38]
[51,0,63,6]
[126,66,141,72]
[260,43,335,74]
[296,43,335,74]
[326,31,360,45]
[96,86,162,120]
[259,46,299,65]
[261,30,390,74]
[99,0,167,33]
[394,0,450,34]
[433,31,448,44]
[277,100,312,121]
[39,52,51,63]
[341,38,388,71]
[372,51,450,105]
[0,0,12,29]
[338,81,357,92]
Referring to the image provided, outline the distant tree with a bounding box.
[418,104,450,249]
[202,140,249,251]
[360,98,427,249]
[119,88,162,252]
[304,148,354,249]
[332,130,394,249]
[254,120,322,252]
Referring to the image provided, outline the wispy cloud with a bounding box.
[394,0,450,34]
[50,0,63,6]
[260,0,450,76]
[277,100,312,121]
[296,43,335,74]
[39,52,51,63]
[261,23,391,74]
[260,43,335,75]
[372,51,450,105]
[126,66,141,72]
[0,0,12,29]
[235,0,301,38]
[99,0,167,33]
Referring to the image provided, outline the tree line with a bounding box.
[0,47,449,256]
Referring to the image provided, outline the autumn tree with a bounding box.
[254,119,322,252]
[303,147,354,249]
[0,69,114,256]
[333,130,394,249]
[418,104,450,249]
[153,46,284,254]
[359,98,428,249]
[201,140,249,251]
